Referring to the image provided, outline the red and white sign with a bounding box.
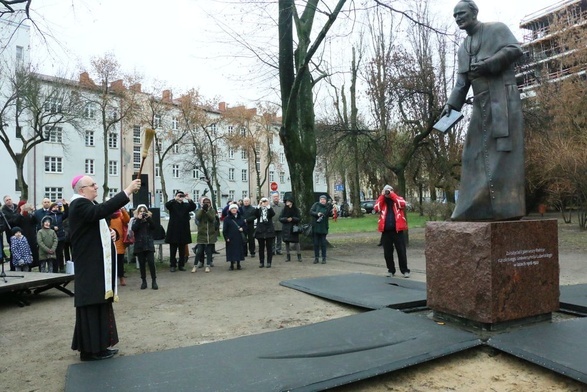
[270,182,278,191]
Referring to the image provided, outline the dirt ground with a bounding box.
[1,222,587,392]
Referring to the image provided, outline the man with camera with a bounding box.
[373,185,410,278]
[164,191,197,272]
[191,196,217,273]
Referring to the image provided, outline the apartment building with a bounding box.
[516,0,587,98]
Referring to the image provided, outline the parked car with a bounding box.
[360,200,376,214]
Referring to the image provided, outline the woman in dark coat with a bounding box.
[310,195,332,264]
[222,204,246,270]
[164,191,196,272]
[254,197,275,268]
[279,194,301,262]
[132,204,157,290]
[14,202,40,270]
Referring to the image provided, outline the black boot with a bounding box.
[237,261,242,270]
[313,257,319,264]
[151,279,158,290]
[321,257,327,264]
[229,262,235,271]
[266,262,271,268]
[286,254,291,262]
[140,279,147,290]
[259,261,265,268]
[297,254,302,262]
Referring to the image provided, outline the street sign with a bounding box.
[270,182,278,191]
[335,184,344,192]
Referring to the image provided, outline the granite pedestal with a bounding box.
[426,219,559,327]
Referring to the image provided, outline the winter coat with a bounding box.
[37,227,58,260]
[132,215,155,254]
[241,204,257,233]
[310,202,331,235]
[222,212,246,262]
[33,208,50,231]
[15,213,39,265]
[195,207,218,245]
[164,199,196,245]
[47,206,68,241]
[374,193,408,233]
[270,201,284,231]
[10,235,33,266]
[109,208,130,255]
[254,207,275,240]
[279,204,301,243]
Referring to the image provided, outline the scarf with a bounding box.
[71,194,118,302]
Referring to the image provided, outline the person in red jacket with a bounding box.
[373,184,410,278]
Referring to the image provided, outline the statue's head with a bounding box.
[454,0,479,31]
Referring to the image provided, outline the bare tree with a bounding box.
[79,53,141,201]
[0,67,83,200]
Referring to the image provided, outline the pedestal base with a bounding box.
[426,219,559,325]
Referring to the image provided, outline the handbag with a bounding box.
[301,223,312,237]
[292,224,301,234]
[123,219,135,245]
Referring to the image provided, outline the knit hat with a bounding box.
[284,194,294,203]
[383,184,394,192]
[11,226,22,235]
[229,204,239,211]
[201,196,211,203]
[319,195,328,200]
[136,204,148,212]
[41,216,53,224]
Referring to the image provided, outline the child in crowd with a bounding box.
[37,216,58,273]
[10,226,33,271]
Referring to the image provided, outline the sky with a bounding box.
[25,0,562,107]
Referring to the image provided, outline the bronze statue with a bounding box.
[441,0,525,221]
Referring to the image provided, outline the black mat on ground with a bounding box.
[280,273,426,310]
[488,317,587,383]
[65,308,480,392]
[560,284,587,314]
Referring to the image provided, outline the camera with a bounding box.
[141,212,147,218]
[385,190,391,196]
[316,215,324,223]
[202,204,209,211]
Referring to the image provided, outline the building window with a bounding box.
[255,156,261,172]
[280,153,285,164]
[242,191,248,199]
[84,103,95,119]
[172,144,180,154]
[279,172,285,183]
[172,117,179,130]
[269,171,275,182]
[108,188,118,198]
[240,127,246,137]
[155,163,161,177]
[155,189,163,206]
[108,132,118,148]
[228,168,235,181]
[241,169,247,182]
[241,149,247,159]
[133,126,141,144]
[133,146,141,170]
[172,164,180,178]
[85,159,95,175]
[44,156,63,173]
[44,98,62,113]
[210,123,217,134]
[229,190,235,201]
[85,130,95,147]
[228,125,233,136]
[109,160,118,175]
[45,127,63,143]
[154,115,161,129]
[44,187,63,201]
[194,190,200,202]
[228,148,234,159]
[109,108,118,120]
[15,45,23,63]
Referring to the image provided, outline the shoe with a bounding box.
[178,266,186,271]
[297,254,302,262]
[259,263,264,268]
[119,277,126,286]
[191,266,197,273]
[205,266,210,273]
[250,253,256,257]
[321,258,327,264]
[403,272,410,278]
[106,348,119,356]
[229,263,234,271]
[197,262,204,269]
[386,272,395,277]
[170,267,176,272]
[80,350,115,361]
[140,279,147,290]
[313,258,319,264]
[152,279,158,290]
[237,263,242,270]
[213,250,220,254]
[286,255,291,262]
[266,263,271,268]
